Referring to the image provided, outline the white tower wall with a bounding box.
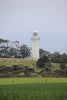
[31,31,40,60]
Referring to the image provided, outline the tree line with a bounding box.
[0,38,30,58]
[0,38,67,63]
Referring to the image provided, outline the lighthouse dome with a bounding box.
[33,30,37,36]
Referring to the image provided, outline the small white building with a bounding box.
[31,31,40,60]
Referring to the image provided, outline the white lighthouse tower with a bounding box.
[31,31,40,60]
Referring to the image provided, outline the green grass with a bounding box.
[0,78,67,100]
[0,78,67,85]
[0,58,36,67]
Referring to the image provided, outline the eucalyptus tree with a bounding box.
[20,44,30,58]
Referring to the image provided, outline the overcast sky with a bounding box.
[0,0,67,53]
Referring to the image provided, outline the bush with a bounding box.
[60,63,66,70]
[36,55,50,68]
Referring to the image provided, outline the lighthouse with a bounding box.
[31,31,40,60]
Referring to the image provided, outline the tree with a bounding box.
[0,39,9,58]
[20,45,30,58]
[39,48,52,59]
[36,55,50,68]
[51,52,63,63]
[39,49,45,58]
[9,47,16,57]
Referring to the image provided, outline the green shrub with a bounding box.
[36,55,50,68]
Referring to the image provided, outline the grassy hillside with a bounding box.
[0,58,60,72]
[0,58,36,67]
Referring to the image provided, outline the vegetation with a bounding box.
[20,45,30,58]
[0,77,67,85]
[0,58,67,77]
[0,38,67,99]
[0,38,30,58]
[36,55,50,68]
[0,38,67,61]
[0,78,67,100]
[0,38,67,77]
[39,48,51,59]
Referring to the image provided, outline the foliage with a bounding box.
[60,63,66,70]
[0,38,31,58]
[0,78,67,100]
[0,58,67,77]
[39,48,45,58]
[20,45,30,58]
[36,55,50,68]
[0,38,9,43]
[0,64,36,77]
[39,48,51,59]
[51,52,67,64]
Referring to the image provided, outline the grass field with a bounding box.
[0,78,67,85]
[0,78,67,100]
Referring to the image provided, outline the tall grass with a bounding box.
[0,83,67,100]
